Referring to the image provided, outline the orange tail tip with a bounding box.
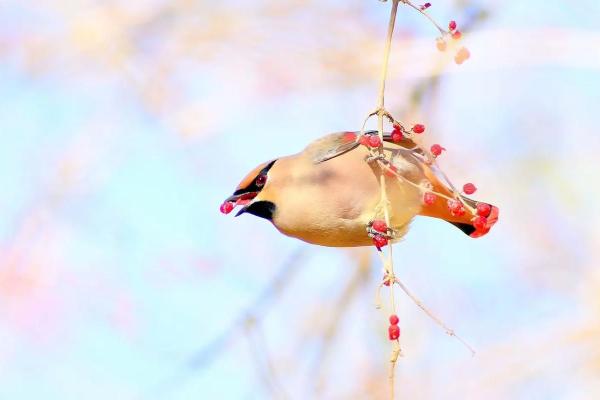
[420,195,499,238]
[418,163,499,238]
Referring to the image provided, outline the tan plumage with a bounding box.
[223,131,498,247]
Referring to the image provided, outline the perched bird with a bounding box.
[221,131,498,247]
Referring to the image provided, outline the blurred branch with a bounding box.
[311,250,372,395]
[245,318,290,399]
[147,247,307,399]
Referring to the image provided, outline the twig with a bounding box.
[145,247,307,399]
[393,277,476,355]
[312,251,371,395]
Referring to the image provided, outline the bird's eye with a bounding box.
[255,175,267,187]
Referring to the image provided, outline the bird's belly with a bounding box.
[270,147,422,247]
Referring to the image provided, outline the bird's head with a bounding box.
[220,159,278,220]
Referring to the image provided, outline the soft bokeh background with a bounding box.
[1,0,599,399]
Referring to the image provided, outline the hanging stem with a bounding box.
[375,2,400,399]
[377,0,400,112]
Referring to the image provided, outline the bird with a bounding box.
[220,130,498,247]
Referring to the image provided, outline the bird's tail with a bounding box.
[418,163,499,238]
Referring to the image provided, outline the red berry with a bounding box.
[368,135,382,148]
[436,38,447,52]
[476,202,492,217]
[420,2,431,10]
[220,201,234,214]
[447,199,465,216]
[452,30,462,40]
[372,220,388,233]
[463,183,477,195]
[473,215,487,230]
[391,126,403,143]
[388,324,401,340]
[423,192,437,205]
[359,135,369,146]
[449,20,457,31]
[389,314,399,325]
[373,235,388,249]
[412,124,425,134]
[430,144,445,157]
[383,275,391,286]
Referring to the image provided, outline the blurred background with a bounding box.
[1,0,599,399]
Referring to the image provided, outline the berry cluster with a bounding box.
[368,219,392,250]
[473,202,492,232]
[359,123,426,150]
[388,314,401,340]
[424,14,471,65]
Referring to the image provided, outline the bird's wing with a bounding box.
[310,131,422,164]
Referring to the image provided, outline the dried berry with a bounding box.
[436,38,447,52]
[423,192,437,205]
[455,47,470,65]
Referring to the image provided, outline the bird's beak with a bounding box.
[221,191,259,216]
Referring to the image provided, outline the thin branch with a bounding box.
[393,277,476,355]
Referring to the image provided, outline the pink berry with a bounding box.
[473,216,487,230]
[430,144,445,157]
[372,220,388,233]
[368,135,382,148]
[452,30,462,40]
[412,124,425,134]
[389,314,399,325]
[373,235,388,249]
[476,202,492,217]
[423,192,437,205]
[449,20,457,31]
[463,183,477,195]
[220,201,234,214]
[388,324,401,340]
